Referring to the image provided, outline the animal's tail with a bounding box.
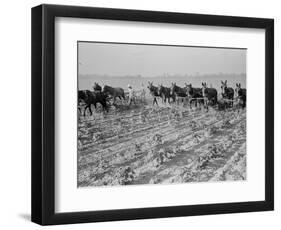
[122,90,125,100]
[213,95,218,105]
[103,101,108,112]
[242,95,246,108]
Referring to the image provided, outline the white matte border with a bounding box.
[55,17,265,213]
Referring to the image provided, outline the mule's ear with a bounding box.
[239,83,241,87]
[202,82,204,86]
[221,80,223,84]
[236,83,238,87]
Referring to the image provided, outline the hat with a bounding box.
[128,84,132,88]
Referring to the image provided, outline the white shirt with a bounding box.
[128,88,134,98]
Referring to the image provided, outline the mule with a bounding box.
[171,82,188,105]
[185,83,204,108]
[93,82,102,92]
[158,84,175,104]
[78,90,108,116]
[221,80,234,107]
[147,81,160,106]
[235,83,246,110]
[202,82,218,111]
[102,85,125,103]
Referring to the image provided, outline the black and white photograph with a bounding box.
[29,3,274,226]
[77,42,247,188]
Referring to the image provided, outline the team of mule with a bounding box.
[78,81,246,116]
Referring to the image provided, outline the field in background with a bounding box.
[78,74,246,92]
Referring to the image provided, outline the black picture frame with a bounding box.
[31,4,274,225]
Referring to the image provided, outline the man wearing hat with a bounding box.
[128,84,135,106]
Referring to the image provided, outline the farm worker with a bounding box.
[128,84,136,106]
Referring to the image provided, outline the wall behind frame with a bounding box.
[0,0,278,229]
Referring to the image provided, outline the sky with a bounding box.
[78,42,246,77]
